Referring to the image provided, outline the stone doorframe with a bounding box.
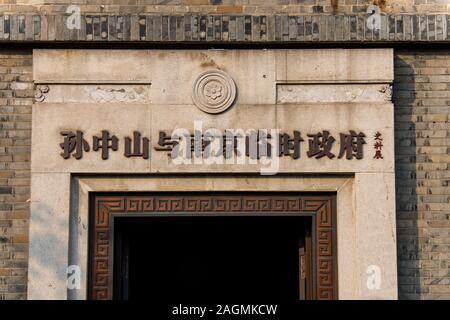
[28,174,397,300]
[89,193,337,300]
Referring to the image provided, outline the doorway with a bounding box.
[113,216,312,300]
[89,193,336,300]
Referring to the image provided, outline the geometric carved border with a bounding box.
[90,194,335,300]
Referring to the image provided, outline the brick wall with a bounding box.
[3,0,449,14]
[0,49,32,300]
[1,1,449,43]
[394,50,450,299]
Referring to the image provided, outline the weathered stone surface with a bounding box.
[2,35,446,301]
[280,49,394,83]
[39,85,150,104]
[31,103,151,173]
[150,103,276,173]
[33,50,152,83]
[277,84,392,103]
[28,173,70,300]
[355,172,398,299]
[147,50,276,105]
[26,48,399,301]
[65,175,396,300]
[276,103,395,174]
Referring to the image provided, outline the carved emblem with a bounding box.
[34,85,49,102]
[192,70,237,114]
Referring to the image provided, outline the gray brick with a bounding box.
[3,15,10,40]
[244,15,252,41]
[108,15,116,41]
[395,50,450,300]
[281,15,288,41]
[55,14,64,41]
[200,15,207,40]
[192,15,199,41]
[32,15,40,41]
[176,15,184,41]
[130,15,139,41]
[304,15,312,41]
[144,16,152,41]
[153,15,162,41]
[214,15,221,41]
[267,15,275,41]
[236,15,244,41]
[123,15,131,41]
[24,15,32,41]
[10,15,17,41]
[0,50,31,300]
[206,15,214,41]
[184,14,191,41]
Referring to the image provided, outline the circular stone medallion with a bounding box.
[192,70,237,114]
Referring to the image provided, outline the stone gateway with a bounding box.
[28,49,396,300]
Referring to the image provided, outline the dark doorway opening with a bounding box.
[113,216,312,300]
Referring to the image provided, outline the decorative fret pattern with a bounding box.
[90,194,336,300]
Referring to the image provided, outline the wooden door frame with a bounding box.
[88,192,337,300]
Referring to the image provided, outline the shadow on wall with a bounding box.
[393,54,420,300]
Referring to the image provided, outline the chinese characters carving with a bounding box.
[373,131,383,159]
[278,131,303,159]
[60,131,90,159]
[93,130,118,160]
[152,130,366,161]
[59,129,374,161]
[59,130,149,160]
[338,131,366,160]
[307,130,336,159]
[125,131,150,159]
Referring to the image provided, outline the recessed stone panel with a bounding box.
[147,50,276,106]
[35,84,150,103]
[277,84,392,103]
[279,49,394,83]
[33,50,152,83]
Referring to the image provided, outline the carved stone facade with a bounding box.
[0,0,449,302]
[33,85,48,102]
[26,49,398,301]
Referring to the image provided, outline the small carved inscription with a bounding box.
[373,131,384,159]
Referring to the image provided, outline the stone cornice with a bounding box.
[0,13,448,43]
